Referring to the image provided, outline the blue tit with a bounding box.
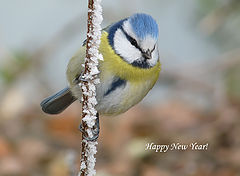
[41,13,161,116]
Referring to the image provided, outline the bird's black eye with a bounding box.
[129,37,138,48]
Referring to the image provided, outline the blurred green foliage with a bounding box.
[195,0,240,105]
[0,51,31,85]
[196,0,219,18]
[225,65,240,103]
[196,0,240,50]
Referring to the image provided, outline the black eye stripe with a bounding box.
[151,44,156,53]
[120,27,143,53]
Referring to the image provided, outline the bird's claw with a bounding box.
[73,72,98,84]
[79,115,100,141]
[73,72,86,84]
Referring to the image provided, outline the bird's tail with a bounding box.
[40,87,76,114]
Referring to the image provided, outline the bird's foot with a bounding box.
[74,72,98,84]
[79,115,100,141]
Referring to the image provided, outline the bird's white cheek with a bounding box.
[114,29,141,64]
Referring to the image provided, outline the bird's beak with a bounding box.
[142,49,152,60]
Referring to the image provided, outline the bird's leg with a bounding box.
[73,72,98,84]
[79,113,100,141]
[73,72,86,84]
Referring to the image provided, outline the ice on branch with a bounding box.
[79,0,103,176]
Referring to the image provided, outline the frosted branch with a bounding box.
[78,0,103,176]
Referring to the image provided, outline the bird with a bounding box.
[40,13,161,140]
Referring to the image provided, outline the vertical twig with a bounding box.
[78,0,103,176]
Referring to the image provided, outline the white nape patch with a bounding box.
[113,28,142,64]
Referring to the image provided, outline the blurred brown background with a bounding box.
[0,0,240,176]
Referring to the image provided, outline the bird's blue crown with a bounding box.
[129,13,159,40]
